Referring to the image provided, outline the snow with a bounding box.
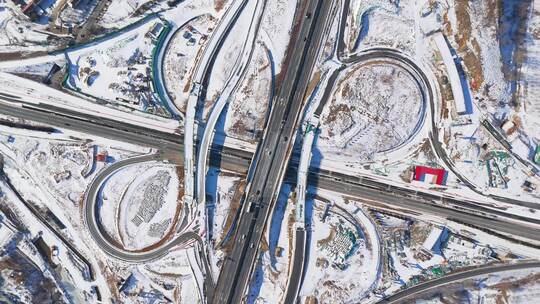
[0,72,181,133]
[0,1,64,54]
[299,191,380,303]
[203,0,259,119]
[163,14,216,113]
[416,268,540,303]
[433,32,467,114]
[257,0,297,71]
[118,165,180,250]
[0,61,64,79]
[520,0,540,145]
[0,212,16,249]
[248,184,293,304]
[308,186,540,303]
[0,177,107,302]
[223,42,272,142]
[0,124,149,233]
[317,61,425,162]
[206,168,241,245]
[57,0,99,28]
[65,18,167,113]
[345,0,416,54]
[99,0,170,30]
[99,162,181,250]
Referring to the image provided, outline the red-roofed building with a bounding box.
[414,166,448,185]
[96,152,108,162]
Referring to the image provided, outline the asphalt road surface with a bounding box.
[283,228,307,304]
[376,261,540,304]
[83,153,202,261]
[211,1,334,302]
[2,100,540,242]
[0,102,251,174]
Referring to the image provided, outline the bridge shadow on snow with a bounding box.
[267,183,293,268]
[245,251,265,304]
[204,103,230,243]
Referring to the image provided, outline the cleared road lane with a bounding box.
[2,100,540,244]
[377,261,540,304]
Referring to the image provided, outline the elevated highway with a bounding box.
[211,0,335,302]
[2,96,540,243]
[183,0,250,209]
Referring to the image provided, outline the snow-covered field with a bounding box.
[98,0,171,30]
[3,0,540,303]
[0,122,150,232]
[0,174,108,303]
[257,0,297,71]
[66,18,167,114]
[223,43,272,142]
[303,188,538,304]
[519,0,540,150]
[345,0,420,54]
[202,0,259,119]
[247,184,293,304]
[300,197,380,303]
[100,162,181,250]
[317,61,425,162]
[0,71,181,133]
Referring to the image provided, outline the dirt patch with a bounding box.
[215,0,227,12]
[0,249,63,302]
[324,103,353,124]
[447,1,485,93]
[0,51,49,61]
[304,70,322,102]
[316,227,336,248]
[229,119,248,138]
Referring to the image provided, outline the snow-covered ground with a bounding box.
[0,176,108,303]
[519,0,540,151]
[304,187,539,304]
[100,162,181,250]
[257,0,297,71]
[65,18,168,114]
[202,0,259,120]
[0,1,66,54]
[223,42,272,142]
[344,0,417,54]
[0,120,203,302]
[300,195,380,303]
[247,184,293,304]
[0,121,150,235]
[0,60,66,80]
[163,14,216,113]
[0,71,181,133]
[317,61,425,162]
[98,0,171,30]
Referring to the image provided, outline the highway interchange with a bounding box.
[1,0,540,303]
[212,0,334,302]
